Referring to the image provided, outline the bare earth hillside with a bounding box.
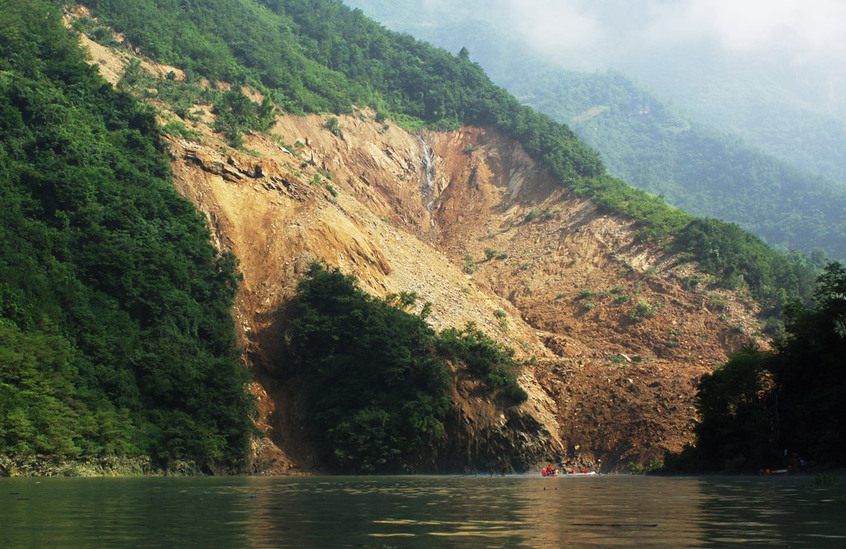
[77,24,763,473]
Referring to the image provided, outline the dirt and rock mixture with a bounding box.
[75,20,765,473]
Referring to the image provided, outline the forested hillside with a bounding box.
[507,71,846,260]
[0,0,254,471]
[343,1,846,261]
[622,52,846,188]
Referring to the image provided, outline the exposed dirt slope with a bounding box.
[166,115,565,473]
[425,128,758,469]
[76,23,763,473]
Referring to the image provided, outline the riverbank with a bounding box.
[0,455,213,477]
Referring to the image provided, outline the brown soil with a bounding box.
[75,22,766,473]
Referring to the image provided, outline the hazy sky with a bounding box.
[490,0,846,71]
[368,0,846,114]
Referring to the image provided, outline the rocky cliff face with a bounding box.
[80,28,762,473]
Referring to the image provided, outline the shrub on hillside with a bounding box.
[287,263,451,472]
[287,264,529,471]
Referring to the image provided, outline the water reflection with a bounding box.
[698,477,846,547]
[1,477,250,547]
[245,477,530,546]
[2,475,844,547]
[512,477,709,547]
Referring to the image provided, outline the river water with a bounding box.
[2,474,844,547]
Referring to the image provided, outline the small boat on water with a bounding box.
[762,468,789,475]
[541,466,558,477]
[541,466,596,477]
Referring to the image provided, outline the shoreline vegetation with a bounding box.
[1,454,842,479]
[1,0,256,475]
[0,455,190,478]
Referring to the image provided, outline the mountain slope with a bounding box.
[519,70,846,259]
[165,105,759,471]
[0,0,824,474]
[622,51,846,187]
[90,29,761,470]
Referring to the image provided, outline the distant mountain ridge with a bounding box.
[514,69,846,259]
[343,0,846,260]
[621,50,846,186]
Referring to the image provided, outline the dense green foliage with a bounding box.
[676,263,846,471]
[213,89,277,147]
[623,51,846,189]
[0,0,254,468]
[684,348,777,472]
[672,219,825,311]
[287,264,451,472]
[436,326,528,404]
[286,264,526,472]
[772,263,846,465]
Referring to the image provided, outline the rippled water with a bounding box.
[2,474,844,547]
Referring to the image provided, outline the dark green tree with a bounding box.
[287,263,451,472]
[213,88,259,146]
[693,348,777,471]
[771,262,846,465]
[683,262,846,471]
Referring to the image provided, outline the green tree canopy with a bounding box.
[287,263,451,472]
[683,262,846,471]
[286,263,528,472]
[0,0,255,469]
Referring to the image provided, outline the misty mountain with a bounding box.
[344,0,846,186]
[513,69,846,259]
[343,0,846,259]
[622,50,846,186]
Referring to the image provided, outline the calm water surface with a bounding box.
[2,474,844,547]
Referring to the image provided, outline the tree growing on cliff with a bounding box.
[213,88,278,147]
